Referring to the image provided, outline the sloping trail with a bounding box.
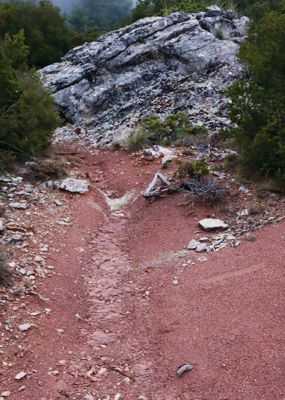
[1,149,284,399]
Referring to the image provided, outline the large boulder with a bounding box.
[39,6,249,147]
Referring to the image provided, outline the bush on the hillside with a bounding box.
[175,159,209,180]
[0,31,60,169]
[227,9,285,178]
[126,113,209,151]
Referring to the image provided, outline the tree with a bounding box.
[0,0,74,68]
[80,0,133,30]
[227,7,285,178]
[0,31,60,169]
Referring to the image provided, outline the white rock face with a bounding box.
[40,6,249,147]
[199,218,228,230]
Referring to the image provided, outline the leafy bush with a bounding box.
[175,159,209,180]
[126,114,209,151]
[125,129,151,152]
[227,8,285,179]
[0,31,60,169]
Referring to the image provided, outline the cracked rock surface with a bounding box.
[40,6,249,147]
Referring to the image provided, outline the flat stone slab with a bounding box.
[60,178,89,194]
[199,218,228,231]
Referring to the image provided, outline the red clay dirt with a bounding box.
[0,147,284,400]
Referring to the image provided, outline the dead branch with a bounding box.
[143,172,172,198]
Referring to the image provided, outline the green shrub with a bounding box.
[125,129,151,152]
[175,159,209,180]
[0,31,60,169]
[227,8,285,179]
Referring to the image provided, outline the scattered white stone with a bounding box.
[60,178,89,194]
[239,185,249,193]
[172,277,178,285]
[144,145,173,159]
[19,323,34,332]
[40,244,49,252]
[238,209,249,217]
[54,199,63,206]
[195,243,207,253]
[1,391,11,398]
[114,394,122,400]
[9,202,28,210]
[29,311,41,317]
[199,218,228,231]
[0,219,5,232]
[84,395,95,400]
[15,371,27,380]
[187,239,199,250]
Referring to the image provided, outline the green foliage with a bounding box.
[140,113,192,145]
[127,0,207,22]
[126,114,209,152]
[0,31,60,168]
[228,8,285,178]
[80,0,133,30]
[175,159,209,179]
[0,0,75,68]
[125,129,151,152]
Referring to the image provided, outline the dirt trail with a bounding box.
[0,149,284,400]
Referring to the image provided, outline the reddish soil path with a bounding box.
[0,148,284,400]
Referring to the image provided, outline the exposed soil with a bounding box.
[0,147,284,400]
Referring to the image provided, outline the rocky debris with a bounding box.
[143,146,175,159]
[40,7,249,147]
[15,371,27,380]
[18,322,34,332]
[199,218,228,230]
[9,202,28,210]
[60,178,89,194]
[187,233,240,253]
[1,391,11,398]
[176,363,193,377]
[187,239,200,250]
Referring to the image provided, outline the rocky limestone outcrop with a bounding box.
[40,5,249,147]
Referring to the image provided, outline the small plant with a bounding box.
[248,202,263,215]
[112,141,122,150]
[175,159,209,180]
[125,130,151,152]
[25,157,67,181]
[212,24,226,40]
[0,246,12,287]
